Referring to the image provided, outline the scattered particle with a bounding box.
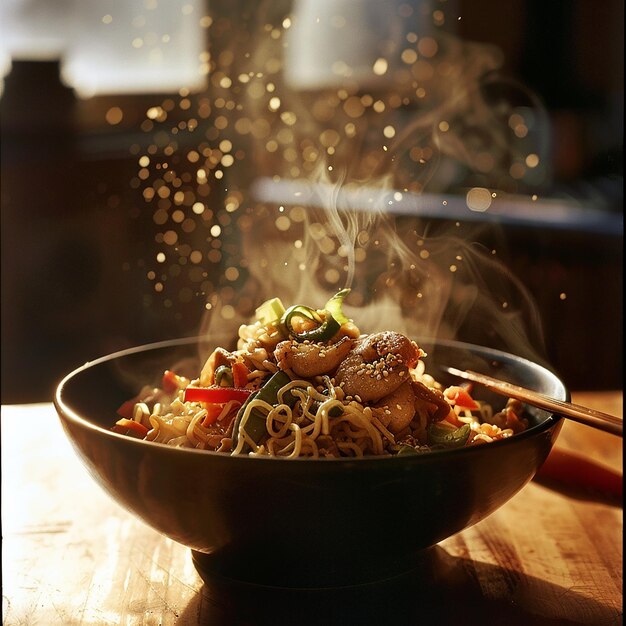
[401,49,418,65]
[105,107,123,125]
[221,305,235,320]
[275,215,291,231]
[525,153,540,168]
[224,267,239,281]
[466,187,492,212]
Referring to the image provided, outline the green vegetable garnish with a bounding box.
[255,297,286,325]
[310,400,343,418]
[324,288,351,325]
[281,305,340,343]
[214,365,233,387]
[396,444,419,456]
[427,423,471,448]
[232,371,297,452]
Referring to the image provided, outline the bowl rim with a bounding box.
[54,335,566,464]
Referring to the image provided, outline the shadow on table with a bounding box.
[176,545,619,626]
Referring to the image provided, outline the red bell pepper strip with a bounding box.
[444,386,479,411]
[116,399,137,420]
[201,404,227,427]
[232,362,250,388]
[184,385,251,405]
[111,418,149,438]
[161,369,181,393]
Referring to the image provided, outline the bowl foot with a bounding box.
[190,545,488,624]
[191,546,437,591]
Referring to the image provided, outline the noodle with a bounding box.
[186,409,208,444]
[112,291,529,457]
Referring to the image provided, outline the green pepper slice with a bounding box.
[310,400,343,418]
[324,288,351,325]
[214,365,233,387]
[232,371,297,453]
[281,305,340,343]
[396,443,420,456]
[427,423,471,448]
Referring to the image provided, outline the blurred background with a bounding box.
[1,0,623,403]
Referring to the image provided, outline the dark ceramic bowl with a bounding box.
[54,336,566,588]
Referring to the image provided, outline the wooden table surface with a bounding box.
[2,392,622,625]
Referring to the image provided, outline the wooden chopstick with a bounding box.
[443,366,623,437]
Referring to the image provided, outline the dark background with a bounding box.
[1,0,622,402]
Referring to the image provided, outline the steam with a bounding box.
[201,163,547,366]
[144,2,550,366]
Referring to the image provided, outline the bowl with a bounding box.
[54,336,566,588]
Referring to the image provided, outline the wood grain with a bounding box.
[1,394,622,625]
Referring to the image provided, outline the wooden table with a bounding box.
[2,392,622,625]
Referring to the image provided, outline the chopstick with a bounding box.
[442,366,623,437]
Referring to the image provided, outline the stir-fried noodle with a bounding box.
[112,291,528,457]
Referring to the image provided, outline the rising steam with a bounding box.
[139,1,549,366]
